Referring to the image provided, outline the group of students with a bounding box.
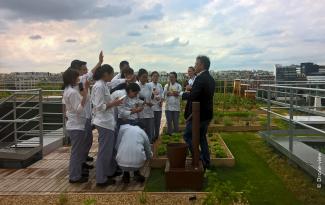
[62,51,195,186]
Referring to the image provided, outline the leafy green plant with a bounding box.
[57,192,69,205]
[139,191,148,204]
[157,145,167,156]
[223,116,233,127]
[203,173,250,205]
[83,198,97,205]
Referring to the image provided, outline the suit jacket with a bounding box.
[182,70,215,122]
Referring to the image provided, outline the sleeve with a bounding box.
[118,102,132,119]
[177,83,182,93]
[107,78,126,89]
[80,71,93,83]
[91,86,107,112]
[69,91,84,114]
[182,76,203,101]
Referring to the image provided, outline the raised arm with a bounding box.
[90,51,104,74]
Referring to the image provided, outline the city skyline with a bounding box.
[1,0,325,73]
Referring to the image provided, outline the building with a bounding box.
[274,64,300,81]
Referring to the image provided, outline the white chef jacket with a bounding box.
[137,82,154,118]
[111,89,143,120]
[115,124,152,168]
[147,82,163,112]
[163,82,182,111]
[91,80,116,131]
[63,85,86,130]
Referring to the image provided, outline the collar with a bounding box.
[197,70,206,76]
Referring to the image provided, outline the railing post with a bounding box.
[267,85,271,135]
[289,88,293,153]
[192,102,200,168]
[39,89,43,149]
[13,93,17,148]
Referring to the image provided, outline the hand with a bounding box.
[185,85,192,91]
[108,98,123,108]
[146,102,153,107]
[159,101,163,107]
[99,51,104,64]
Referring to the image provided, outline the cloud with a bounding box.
[144,37,189,48]
[127,31,142,36]
[255,29,283,37]
[65,39,77,43]
[232,45,264,55]
[29,34,42,40]
[138,3,164,21]
[0,0,132,21]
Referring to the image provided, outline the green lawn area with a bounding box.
[146,132,325,204]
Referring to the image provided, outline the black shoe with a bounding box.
[87,156,94,162]
[122,172,130,184]
[134,171,145,183]
[108,169,122,178]
[69,177,88,183]
[82,163,94,169]
[96,178,116,187]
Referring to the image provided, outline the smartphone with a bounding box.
[79,82,84,92]
[118,95,126,100]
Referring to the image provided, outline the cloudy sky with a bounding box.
[0,0,325,73]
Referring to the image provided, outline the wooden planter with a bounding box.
[150,134,235,168]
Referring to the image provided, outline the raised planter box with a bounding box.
[150,134,235,168]
[163,124,277,132]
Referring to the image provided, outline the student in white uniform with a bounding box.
[187,66,196,87]
[112,83,144,125]
[91,64,124,187]
[110,60,130,89]
[164,72,182,135]
[115,123,152,184]
[148,71,163,141]
[62,69,89,183]
[69,51,104,169]
[137,69,155,143]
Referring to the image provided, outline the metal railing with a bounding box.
[0,89,65,151]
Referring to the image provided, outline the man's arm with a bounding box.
[182,76,204,101]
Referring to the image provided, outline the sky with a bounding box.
[0,0,325,73]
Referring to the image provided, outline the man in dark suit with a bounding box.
[182,55,215,170]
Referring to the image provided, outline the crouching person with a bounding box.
[62,68,89,183]
[115,123,152,184]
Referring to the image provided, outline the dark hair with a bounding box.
[138,68,148,77]
[188,66,195,71]
[151,71,159,77]
[62,68,79,88]
[123,67,134,76]
[196,55,210,70]
[169,72,177,79]
[70,60,87,71]
[125,82,140,93]
[119,60,129,69]
[93,64,114,81]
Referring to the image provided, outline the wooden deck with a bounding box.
[0,130,151,195]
